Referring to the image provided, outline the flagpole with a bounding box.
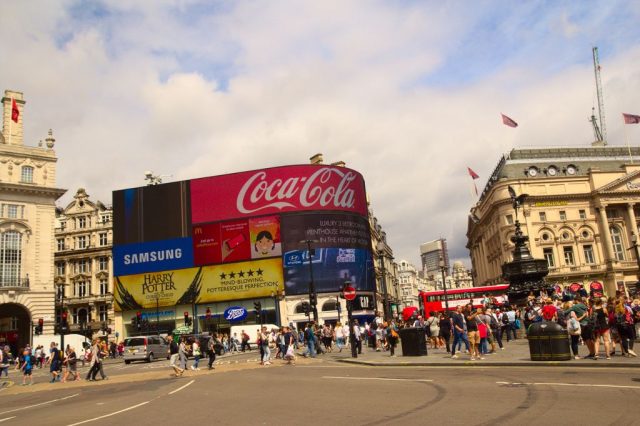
[8,98,12,145]
[624,113,633,164]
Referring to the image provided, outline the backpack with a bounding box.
[556,310,567,328]
[501,313,509,325]
[568,318,581,335]
[489,315,499,330]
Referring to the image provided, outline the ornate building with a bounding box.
[397,260,428,308]
[0,90,66,351]
[54,188,114,338]
[467,146,640,296]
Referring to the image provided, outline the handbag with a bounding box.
[285,345,295,359]
[514,319,521,329]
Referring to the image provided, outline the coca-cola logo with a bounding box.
[224,306,248,322]
[236,168,358,215]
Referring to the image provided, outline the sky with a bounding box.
[2,0,640,269]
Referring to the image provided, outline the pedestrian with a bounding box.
[568,297,595,359]
[283,326,296,365]
[541,298,558,322]
[567,311,582,359]
[438,312,452,353]
[179,337,188,371]
[426,313,440,349]
[385,321,399,357]
[451,305,471,359]
[167,336,183,377]
[304,322,316,358]
[592,298,612,360]
[19,348,33,386]
[353,320,362,354]
[191,339,201,371]
[62,347,80,382]
[259,327,271,365]
[335,322,345,352]
[322,324,333,352]
[87,339,100,381]
[207,333,218,370]
[47,342,62,383]
[241,330,251,352]
[615,299,637,357]
[466,307,482,360]
[97,341,108,380]
[487,308,503,351]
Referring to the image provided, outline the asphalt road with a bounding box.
[2,360,640,425]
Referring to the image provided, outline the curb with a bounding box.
[334,358,640,368]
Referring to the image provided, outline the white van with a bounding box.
[230,324,278,345]
[33,334,91,358]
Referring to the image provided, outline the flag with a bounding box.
[623,113,640,124]
[501,113,518,128]
[467,167,479,180]
[11,98,19,123]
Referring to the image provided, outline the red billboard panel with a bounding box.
[193,223,222,265]
[190,165,368,224]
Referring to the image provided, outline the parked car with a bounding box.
[123,335,168,364]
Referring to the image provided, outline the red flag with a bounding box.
[467,167,479,180]
[11,98,19,123]
[623,113,640,124]
[501,113,518,128]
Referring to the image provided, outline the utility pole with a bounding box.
[301,239,319,322]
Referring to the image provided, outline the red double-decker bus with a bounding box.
[419,284,510,314]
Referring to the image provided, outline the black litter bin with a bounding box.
[399,327,427,356]
[527,321,571,361]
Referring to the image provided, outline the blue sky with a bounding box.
[2,0,640,268]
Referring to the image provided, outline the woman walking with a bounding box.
[426,313,440,349]
[62,347,80,382]
[191,340,201,370]
[385,321,399,357]
[593,299,612,359]
[439,312,452,353]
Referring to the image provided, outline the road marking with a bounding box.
[168,379,195,395]
[323,376,433,383]
[67,401,150,426]
[0,393,79,415]
[0,417,16,423]
[496,381,640,390]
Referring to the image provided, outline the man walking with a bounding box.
[47,342,62,383]
[451,305,471,359]
[207,334,218,370]
[304,322,316,358]
[167,336,183,377]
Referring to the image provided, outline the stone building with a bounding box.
[467,146,640,296]
[0,90,66,352]
[397,260,427,308]
[54,188,114,338]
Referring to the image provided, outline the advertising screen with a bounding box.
[114,258,284,311]
[282,248,374,295]
[190,165,368,224]
[113,237,194,276]
[281,212,370,251]
[113,181,191,246]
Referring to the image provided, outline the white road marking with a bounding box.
[66,401,150,426]
[0,393,79,415]
[323,376,433,383]
[0,417,16,423]
[168,379,195,395]
[496,381,640,390]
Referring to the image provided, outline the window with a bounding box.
[541,233,551,241]
[99,233,108,246]
[77,259,89,274]
[539,212,547,221]
[21,166,34,183]
[100,278,108,295]
[77,235,87,249]
[506,214,514,225]
[543,248,555,268]
[7,205,18,218]
[99,305,108,322]
[57,238,65,251]
[583,245,595,264]
[99,257,108,271]
[559,210,567,221]
[72,308,78,325]
[579,209,586,220]
[56,262,65,276]
[321,300,337,311]
[0,231,22,287]
[77,217,86,229]
[610,227,625,261]
[563,246,575,265]
[75,281,87,298]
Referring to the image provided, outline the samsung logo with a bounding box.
[123,249,183,265]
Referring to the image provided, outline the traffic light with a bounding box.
[301,301,310,316]
[35,318,44,335]
[136,311,142,330]
[254,301,262,312]
[184,311,191,326]
[309,292,317,307]
[61,311,68,331]
[205,307,212,319]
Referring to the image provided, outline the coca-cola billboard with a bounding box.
[190,165,368,224]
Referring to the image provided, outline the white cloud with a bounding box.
[1,0,639,270]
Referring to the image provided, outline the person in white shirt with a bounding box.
[335,322,345,352]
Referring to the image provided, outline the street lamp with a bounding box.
[55,282,68,349]
[271,290,282,327]
[439,258,450,311]
[376,241,390,320]
[300,239,319,322]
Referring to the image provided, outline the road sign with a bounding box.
[343,286,356,301]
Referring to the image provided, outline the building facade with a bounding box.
[420,238,449,279]
[397,260,426,308]
[54,188,114,339]
[0,90,66,352]
[370,212,400,318]
[467,146,640,297]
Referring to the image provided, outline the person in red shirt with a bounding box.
[541,298,558,322]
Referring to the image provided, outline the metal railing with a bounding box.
[0,277,30,289]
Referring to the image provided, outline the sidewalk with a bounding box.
[324,338,640,368]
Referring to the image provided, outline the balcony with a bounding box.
[0,277,30,290]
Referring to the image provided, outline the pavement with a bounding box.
[322,337,640,368]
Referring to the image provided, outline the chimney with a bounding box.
[331,161,346,167]
[2,90,25,145]
[309,153,323,164]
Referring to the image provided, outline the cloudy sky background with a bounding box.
[2,0,640,268]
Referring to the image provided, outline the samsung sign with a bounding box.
[113,237,194,276]
[224,306,248,322]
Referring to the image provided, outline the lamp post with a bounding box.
[55,282,68,349]
[439,258,450,311]
[271,290,282,327]
[376,241,389,320]
[300,239,319,322]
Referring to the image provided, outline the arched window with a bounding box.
[21,166,34,183]
[294,304,306,314]
[322,300,338,312]
[0,231,22,286]
[610,227,625,261]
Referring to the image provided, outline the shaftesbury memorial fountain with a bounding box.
[501,186,550,306]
